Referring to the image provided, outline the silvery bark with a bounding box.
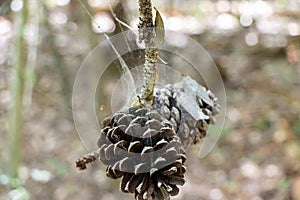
[138,0,158,103]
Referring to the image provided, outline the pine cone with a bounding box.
[76,76,220,200]
[98,106,186,200]
[153,77,220,150]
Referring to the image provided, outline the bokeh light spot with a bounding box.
[245,32,259,46]
[240,15,253,27]
[10,0,23,12]
[92,12,115,33]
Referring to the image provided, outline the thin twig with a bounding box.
[107,1,168,65]
[107,1,133,32]
[75,151,99,170]
[107,0,133,55]
[77,0,136,99]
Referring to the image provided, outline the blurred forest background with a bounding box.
[1,0,300,199]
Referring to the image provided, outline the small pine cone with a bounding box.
[98,106,186,200]
[153,77,220,150]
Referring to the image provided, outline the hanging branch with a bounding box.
[138,0,159,103]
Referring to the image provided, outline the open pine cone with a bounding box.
[152,79,219,150]
[76,76,220,200]
[98,106,186,199]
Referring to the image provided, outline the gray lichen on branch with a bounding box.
[138,0,154,44]
[138,0,159,103]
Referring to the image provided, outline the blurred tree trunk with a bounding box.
[23,1,41,105]
[0,0,12,15]
[9,0,28,178]
[42,3,72,120]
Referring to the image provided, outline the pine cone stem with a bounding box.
[138,0,154,43]
[138,0,158,103]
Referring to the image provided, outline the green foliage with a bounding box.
[252,116,271,131]
[208,124,230,138]
[0,174,23,188]
[8,187,30,200]
[47,158,69,177]
[278,178,290,192]
[293,118,300,136]
[225,181,238,193]
[0,173,30,200]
